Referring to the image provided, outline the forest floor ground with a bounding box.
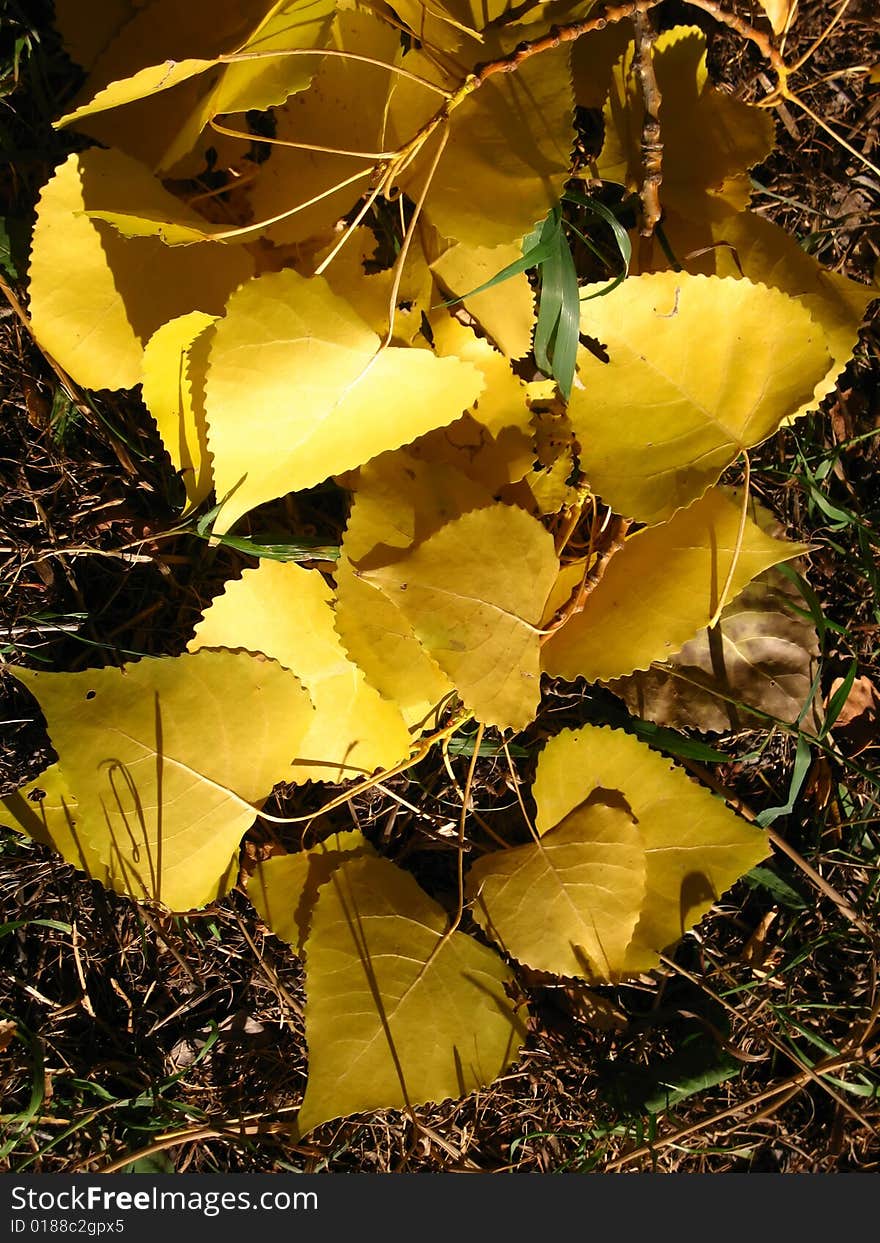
[1,0,878,1174]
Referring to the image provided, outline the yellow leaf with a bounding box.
[366,503,558,729]
[204,268,484,533]
[531,725,768,974]
[208,0,338,116]
[57,58,218,134]
[56,0,335,174]
[341,448,491,566]
[572,272,830,523]
[249,831,375,954]
[141,312,216,510]
[390,40,574,249]
[188,561,412,781]
[1,764,110,888]
[248,9,400,246]
[410,418,535,495]
[639,209,877,425]
[757,0,797,35]
[333,450,487,726]
[390,0,512,45]
[542,487,809,683]
[599,26,775,216]
[9,652,313,911]
[430,241,536,360]
[429,315,532,441]
[468,802,646,979]
[333,559,454,730]
[297,852,527,1134]
[419,315,535,489]
[27,149,253,391]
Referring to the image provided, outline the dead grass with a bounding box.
[1,0,879,1173]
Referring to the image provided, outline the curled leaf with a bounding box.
[530,726,769,975]
[141,311,216,509]
[469,802,646,979]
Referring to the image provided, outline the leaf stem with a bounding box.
[707,450,751,630]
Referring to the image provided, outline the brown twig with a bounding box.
[679,0,787,77]
[473,0,663,82]
[632,5,663,237]
[540,514,631,641]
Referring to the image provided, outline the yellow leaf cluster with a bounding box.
[6,0,875,1135]
[469,725,768,979]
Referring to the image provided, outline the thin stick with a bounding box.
[678,0,786,75]
[707,450,750,629]
[382,125,450,346]
[788,0,851,73]
[209,117,398,161]
[210,165,374,240]
[217,47,453,97]
[452,723,484,932]
[785,89,880,181]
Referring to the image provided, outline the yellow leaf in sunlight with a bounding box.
[571,272,830,523]
[429,315,532,441]
[636,209,877,426]
[469,802,646,979]
[248,8,400,246]
[430,241,536,360]
[249,830,375,955]
[1,764,110,888]
[141,312,216,510]
[27,149,253,391]
[204,268,483,533]
[419,315,535,490]
[531,725,768,975]
[366,503,558,729]
[8,652,313,911]
[188,560,412,781]
[389,39,574,249]
[297,852,526,1135]
[56,0,335,174]
[598,26,775,216]
[334,450,489,727]
[542,487,809,683]
[333,559,454,731]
